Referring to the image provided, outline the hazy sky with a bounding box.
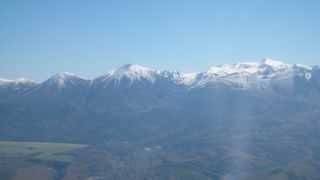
[1,0,319,81]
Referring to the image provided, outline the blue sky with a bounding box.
[1,0,319,81]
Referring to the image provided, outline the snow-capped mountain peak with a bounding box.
[41,72,89,89]
[196,58,305,88]
[0,78,13,85]
[259,58,288,67]
[255,58,292,73]
[204,58,291,77]
[205,64,238,75]
[54,72,76,78]
[49,72,78,87]
[106,64,157,83]
[0,77,37,85]
[161,71,198,86]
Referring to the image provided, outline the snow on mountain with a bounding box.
[50,72,78,87]
[98,64,158,86]
[2,58,315,90]
[260,58,291,68]
[91,59,315,89]
[195,58,312,88]
[0,78,13,85]
[0,77,37,92]
[203,58,290,77]
[97,64,200,87]
[39,72,89,89]
[292,64,313,80]
[161,71,198,86]
[0,77,37,86]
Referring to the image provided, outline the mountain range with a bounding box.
[1,58,318,89]
[1,58,320,179]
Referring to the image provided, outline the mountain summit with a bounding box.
[38,72,87,88]
[107,64,156,83]
[205,58,290,76]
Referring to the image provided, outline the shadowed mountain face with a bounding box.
[1,59,320,179]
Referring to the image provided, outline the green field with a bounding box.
[0,141,89,162]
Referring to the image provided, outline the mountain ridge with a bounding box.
[1,58,317,90]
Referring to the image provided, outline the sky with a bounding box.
[1,0,319,81]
